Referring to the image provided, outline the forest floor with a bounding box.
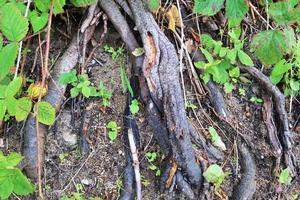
[0,2,300,200]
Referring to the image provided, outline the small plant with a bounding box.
[203,164,228,188]
[250,96,263,104]
[0,151,35,199]
[60,183,85,200]
[104,45,125,61]
[130,99,139,115]
[59,70,112,106]
[146,151,161,176]
[59,152,69,163]
[279,168,292,185]
[106,121,120,141]
[141,176,150,187]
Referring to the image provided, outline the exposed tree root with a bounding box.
[231,139,256,200]
[23,6,101,179]
[239,65,296,175]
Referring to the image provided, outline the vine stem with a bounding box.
[14,0,31,79]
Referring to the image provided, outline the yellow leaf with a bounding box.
[27,82,48,99]
[166,5,182,32]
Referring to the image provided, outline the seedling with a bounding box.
[250,96,263,104]
[106,121,120,141]
[130,99,139,115]
[146,152,161,176]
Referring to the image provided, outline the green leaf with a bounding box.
[106,121,117,130]
[35,101,56,125]
[132,48,145,57]
[290,79,300,91]
[120,65,133,96]
[59,70,77,85]
[0,152,22,168]
[5,77,22,97]
[70,87,80,97]
[130,99,139,115]
[0,35,3,50]
[148,0,160,11]
[0,42,18,81]
[0,100,6,120]
[226,48,237,64]
[208,127,226,150]
[6,96,17,116]
[250,30,287,65]
[206,60,231,84]
[108,130,117,141]
[279,168,292,185]
[270,59,291,84]
[225,0,249,27]
[238,50,254,66]
[53,0,66,15]
[269,1,300,25]
[200,48,214,63]
[81,86,91,97]
[71,0,96,7]
[224,82,234,94]
[15,97,32,121]
[229,67,240,78]
[29,10,49,33]
[0,3,29,42]
[0,0,6,8]
[193,0,225,16]
[12,169,35,195]
[203,164,226,187]
[0,177,13,199]
[34,0,51,12]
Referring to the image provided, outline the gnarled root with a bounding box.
[23,5,101,179]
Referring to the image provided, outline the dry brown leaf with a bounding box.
[165,160,177,188]
[166,5,182,32]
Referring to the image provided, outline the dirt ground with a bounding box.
[1,17,300,200]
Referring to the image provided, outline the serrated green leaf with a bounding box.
[290,79,300,91]
[269,1,300,25]
[5,77,22,97]
[15,97,32,121]
[0,177,13,199]
[108,130,117,141]
[148,0,160,11]
[59,70,77,85]
[70,87,80,97]
[0,42,18,81]
[34,0,51,12]
[193,0,225,16]
[12,169,35,195]
[53,0,66,15]
[35,101,55,125]
[250,30,287,65]
[238,50,254,66]
[106,121,117,130]
[0,3,29,42]
[29,10,49,33]
[71,0,96,7]
[226,0,249,27]
[0,152,22,168]
[206,60,230,84]
[224,82,234,94]
[226,48,237,64]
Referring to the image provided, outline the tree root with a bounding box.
[239,65,296,175]
[23,6,101,179]
[231,139,256,200]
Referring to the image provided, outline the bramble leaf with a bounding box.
[15,97,32,121]
[193,0,225,16]
[225,0,249,27]
[34,0,51,12]
[250,30,287,65]
[269,1,300,25]
[53,0,66,15]
[35,101,56,125]
[29,10,49,33]
[0,42,18,81]
[0,3,29,42]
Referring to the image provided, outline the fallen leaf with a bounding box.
[166,5,182,32]
[27,82,48,99]
[166,160,177,188]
